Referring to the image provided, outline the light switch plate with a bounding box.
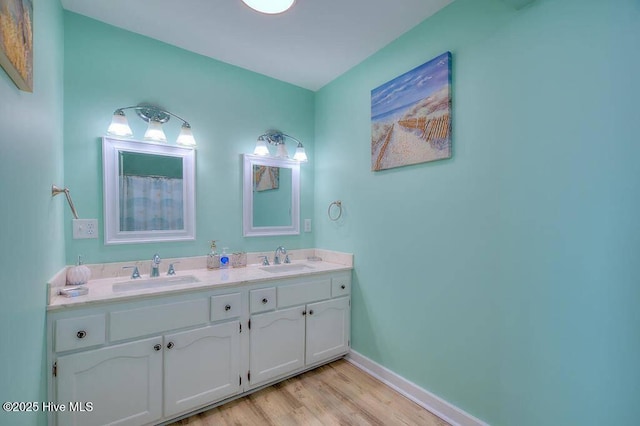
[73,219,98,239]
[304,219,312,233]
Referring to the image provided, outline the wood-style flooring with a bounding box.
[170,359,450,426]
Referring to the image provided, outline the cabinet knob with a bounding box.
[76,330,87,339]
[167,342,174,349]
[225,304,231,311]
[262,298,268,304]
[153,344,161,351]
[341,284,346,290]
[309,310,314,315]
[302,310,307,316]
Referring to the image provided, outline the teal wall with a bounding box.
[315,0,640,425]
[0,0,65,425]
[63,12,315,264]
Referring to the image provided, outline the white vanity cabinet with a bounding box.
[249,306,306,387]
[248,273,351,388]
[50,292,242,426]
[55,323,242,426]
[47,269,351,426]
[56,337,163,426]
[164,322,241,418]
[305,296,350,365]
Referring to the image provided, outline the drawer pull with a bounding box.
[341,284,346,290]
[225,304,231,311]
[76,330,87,339]
[167,342,175,349]
[153,344,161,351]
[262,298,268,304]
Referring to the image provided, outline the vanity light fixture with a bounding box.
[106,104,197,147]
[241,0,295,14]
[253,131,307,162]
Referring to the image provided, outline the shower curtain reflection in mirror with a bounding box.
[120,175,183,231]
[118,150,184,232]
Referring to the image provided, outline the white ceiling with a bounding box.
[60,0,452,91]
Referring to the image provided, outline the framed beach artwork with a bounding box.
[0,0,33,92]
[253,165,280,192]
[371,51,452,171]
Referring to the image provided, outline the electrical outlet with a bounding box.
[73,219,99,239]
[304,219,312,233]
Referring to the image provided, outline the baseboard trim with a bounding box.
[346,351,488,426]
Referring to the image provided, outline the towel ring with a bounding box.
[328,200,342,221]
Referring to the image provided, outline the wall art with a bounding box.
[0,0,33,92]
[253,165,280,192]
[371,51,451,171]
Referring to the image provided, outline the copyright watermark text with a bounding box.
[3,401,93,412]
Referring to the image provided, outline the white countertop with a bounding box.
[48,249,352,311]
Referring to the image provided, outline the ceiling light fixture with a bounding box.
[106,104,197,147]
[241,0,296,15]
[254,131,307,162]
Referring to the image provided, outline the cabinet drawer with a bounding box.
[55,314,106,352]
[211,293,242,321]
[277,278,331,308]
[331,274,351,298]
[110,299,209,342]
[250,288,276,313]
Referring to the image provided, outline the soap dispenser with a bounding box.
[220,248,230,269]
[66,255,91,286]
[207,240,220,270]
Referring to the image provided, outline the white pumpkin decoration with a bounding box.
[66,255,91,286]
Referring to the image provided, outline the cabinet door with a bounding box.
[164,322,241,418]
[250,306,305,387]
[56,337,163,426]
[306,297,350,365]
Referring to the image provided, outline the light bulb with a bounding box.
[107,111,133,137]
[293,143,307,162]
[176,123,196,147]
[276,143,289,158]
[143,119,167,142]
[254,139,270,155]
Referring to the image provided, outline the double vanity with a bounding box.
[46,250,352,426]
[46,136,345,425]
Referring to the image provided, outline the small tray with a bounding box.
[59,286,89,298]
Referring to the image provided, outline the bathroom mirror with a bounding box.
[103,137,196,244]
[243,154,300,237]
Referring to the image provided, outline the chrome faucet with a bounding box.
[151,253,161,277]
[167,261,179,276]
[274,246,287,265]
[123,265,141,279]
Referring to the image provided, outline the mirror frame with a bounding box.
[102,136,196,244]
[243,154,300,237]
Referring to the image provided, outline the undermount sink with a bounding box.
[113,275,200,292]
[259,263,314,273]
